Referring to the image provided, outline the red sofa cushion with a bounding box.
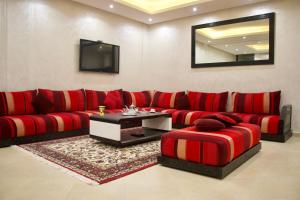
[32,93,54,114]
[0,112,89,140]
[233,113,280,134]
[104,90,124,109]
[38,89,85,113]
[231,91,281,115]
[0,90,37,116]
[123,91,152,107]
[161,123,260,166]
[203,113,237,126]
[194,118,226,131]
[187,91,228,112]
[85,90,107,110]
[151,91,185,109]
[85,89,124,110]
[174,95,190,110]
[221,112,243,123]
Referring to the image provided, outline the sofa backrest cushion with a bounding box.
[32,93,54,114]
[123,91,152,107]
[104,90,124,109]
[38,89,85,112]
[187,91,228,112]
[151,91,185,109]
[0,90,37,115]
[85,90,107,110]
[86,89,124,110]
[231,91,281,115]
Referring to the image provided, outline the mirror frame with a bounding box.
[191,13,275,68]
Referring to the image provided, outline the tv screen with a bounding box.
[79,39,119,73]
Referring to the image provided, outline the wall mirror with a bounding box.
[191,13,275,68]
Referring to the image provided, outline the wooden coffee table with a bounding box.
[89,112,172,147]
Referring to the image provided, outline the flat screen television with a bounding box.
[79,39,120,73]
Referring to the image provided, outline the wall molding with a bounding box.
[0,0,7,90]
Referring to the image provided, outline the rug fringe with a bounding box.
[13,145,99,186]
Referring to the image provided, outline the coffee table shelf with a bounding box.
[89,112,172,147]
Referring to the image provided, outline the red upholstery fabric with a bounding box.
[171,110,216,126]
[232,91,281,115]
[232,113,280,134]
[123,91,152,107]
[174,95,190,110]
[38,89,85,112]
[32,93,54,114]
[194,119,226,131]
[187,91,228,112]
[104,90,124,109]
[0,90,37,116]
[85,90,107,110]
[221,112,243,123]
[0,112,89,140]
[151,91,185,109]
[203,113,237,126]
[161,123,261,166]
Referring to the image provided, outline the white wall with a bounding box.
[143,0,300,132]
[1,0,147,91]
[0,0,299,132]
[195,42,235,63]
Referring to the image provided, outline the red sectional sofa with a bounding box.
[0,89,292,147]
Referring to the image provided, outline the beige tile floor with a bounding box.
[0,135,300,200]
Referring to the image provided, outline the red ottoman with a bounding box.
[158,123,261,179]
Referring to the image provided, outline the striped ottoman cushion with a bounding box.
[161,123,261,166]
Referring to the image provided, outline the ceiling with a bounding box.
[72,0,272,24]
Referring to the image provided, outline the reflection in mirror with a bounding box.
[192,13,274,68]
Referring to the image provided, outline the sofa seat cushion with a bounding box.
[0,90,37,116]
[161,123,261,166]
[38,89,85,113]
[0,112,89,140]
[231,113,280,135]
[172,110,217,126]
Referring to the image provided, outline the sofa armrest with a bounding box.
[280,104,292,135]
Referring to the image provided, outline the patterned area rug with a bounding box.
[19,135,160,184]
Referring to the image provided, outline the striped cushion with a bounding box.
[231,91,281,115]
[172,110,216,126]
[232,113,280,134]
[85,89,124,110]
[38,89,85,113]
[0,112,89,140]
[0,90,37,116]
[151,91,185,109]
[123,91,152,107]
[85,90,107,110]
[187,91,228,112]
[161,123,261,166]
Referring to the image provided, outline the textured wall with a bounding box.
[1,0,300,132]
[0,0,7,90]
[4,0,147,91]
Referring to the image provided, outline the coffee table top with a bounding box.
[90,112,171,124]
